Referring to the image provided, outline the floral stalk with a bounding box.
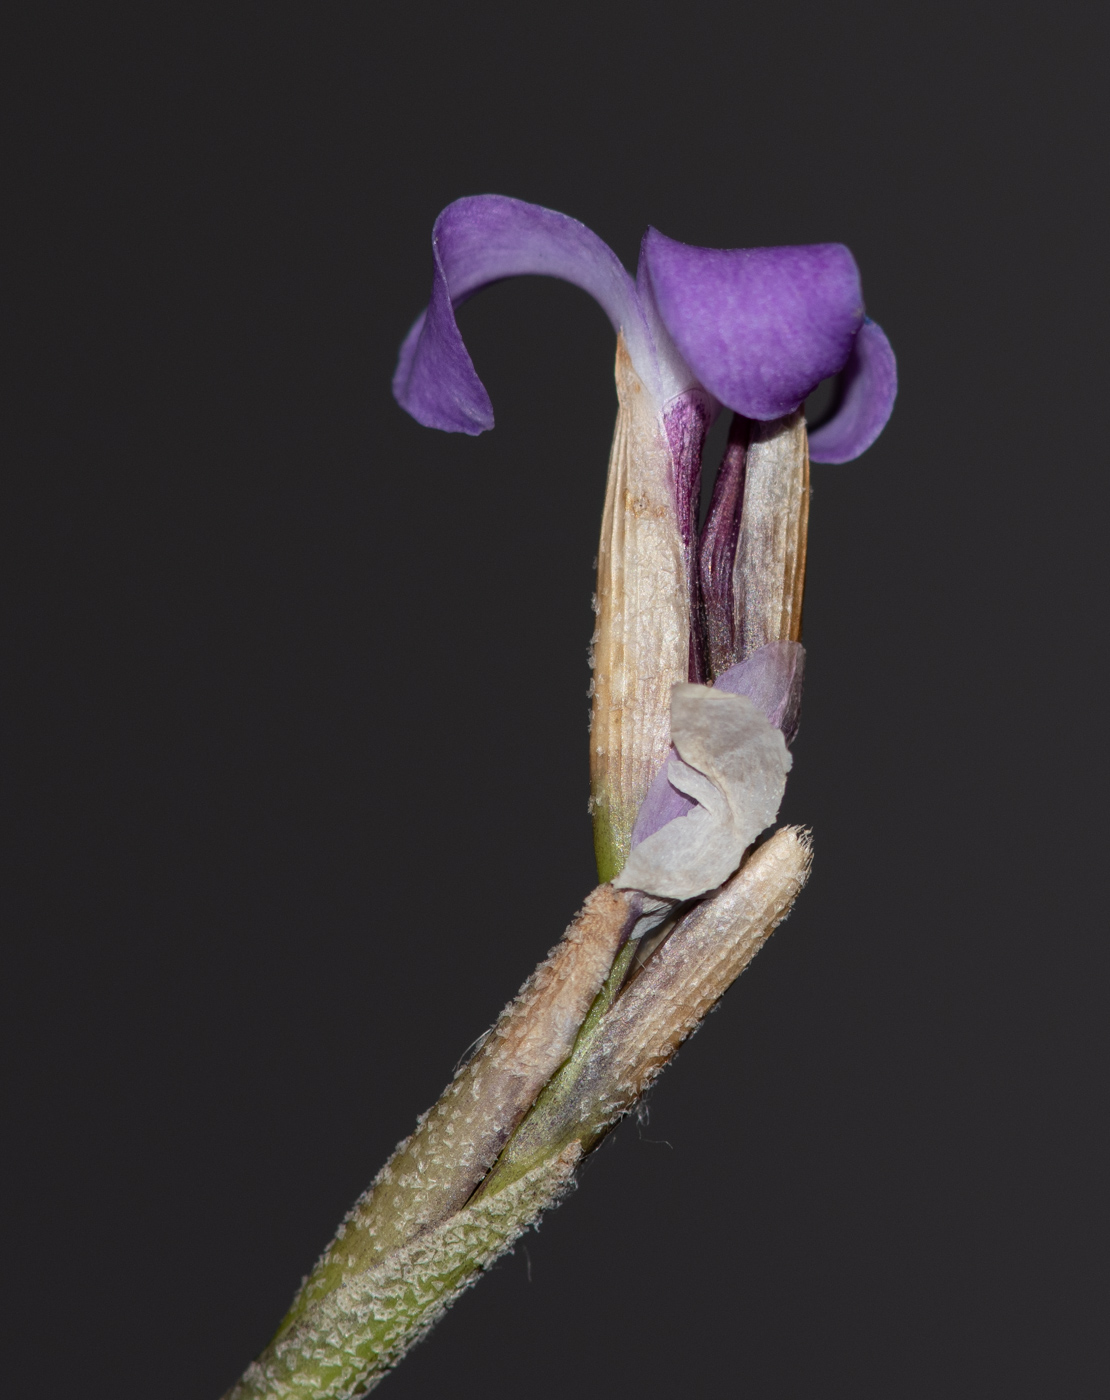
[224,196,896,1400]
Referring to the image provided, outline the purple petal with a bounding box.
[663,390,714,682]
[634,257,707,403]
[629,642,805,847]
[393,195,643,434]
[629,753,698,848]
[713,641,805,747]
[640,229,864,421]
[807,319,898,463]
[698,413,749,679]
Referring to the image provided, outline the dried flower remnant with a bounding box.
[613,685,791,901]
[225,195,896,1400]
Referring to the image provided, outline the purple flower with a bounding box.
[393,194,896,460]
[394,196,896,885]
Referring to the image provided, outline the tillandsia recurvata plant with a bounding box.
[225,196,896,1400]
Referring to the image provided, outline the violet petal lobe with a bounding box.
[640,229,864,421]
[629,641,805,848]
[713,641,805,748]
[393,195,644,434]
[807,318,898,463]
[629,750,698,849]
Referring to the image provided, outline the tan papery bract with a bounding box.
[733,412,810,659]
[476,826,812,1189]
[590,337,690,880]
[272,886,635,1337]
[584,827,812,1126]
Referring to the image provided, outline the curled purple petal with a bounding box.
[393,195,643,434]
[393,291,491,435]
[807,319,898,463]
[640,229,864,421]
[629,642,805,847]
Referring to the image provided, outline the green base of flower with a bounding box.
[592,799,635,885]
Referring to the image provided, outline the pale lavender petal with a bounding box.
[807,319,898,463]
[663,390,714,682]
[698,413,749,679]
[629,750,698,848]
[713,641,805,747]
[393,195,644,434]
[629,641,805,847]
[640,230,864,421]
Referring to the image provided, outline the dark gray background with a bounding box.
[5,2,1107,1396]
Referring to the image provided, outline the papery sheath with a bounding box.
[590,340,691,882]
